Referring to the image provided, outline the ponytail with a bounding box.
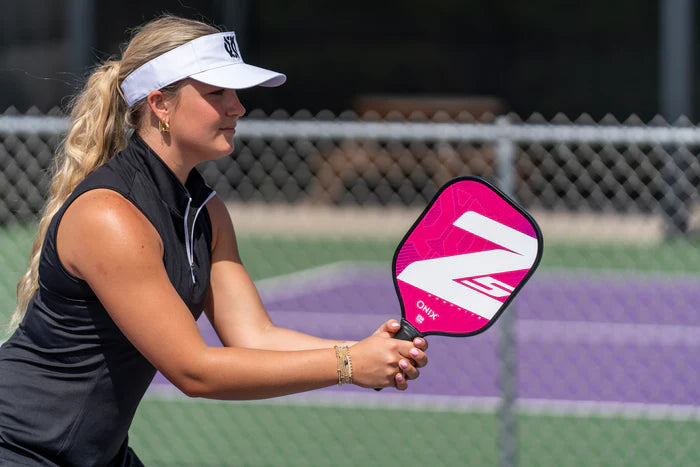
[9,15,220,332]
[11,60,127,330]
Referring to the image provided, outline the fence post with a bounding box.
[659,0,694,235]
[67,0,96,82]
[495,116,518,467]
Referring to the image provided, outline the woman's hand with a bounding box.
[349,320,428,390]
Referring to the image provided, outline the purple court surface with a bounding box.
[151,265,700,408]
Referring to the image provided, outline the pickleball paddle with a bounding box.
[377,176,543,389]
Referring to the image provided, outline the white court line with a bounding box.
[255,260,384,302]
[144,386,700,421]
[517,398,700,421]
[539,266,700,281]
[517,319,700,345]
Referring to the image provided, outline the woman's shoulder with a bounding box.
[61,189,161,253]
[65,189,157,237]
[57,188,163,280]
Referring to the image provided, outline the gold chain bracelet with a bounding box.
[334,345,353,385]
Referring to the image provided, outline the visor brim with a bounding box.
[190,63,286,89]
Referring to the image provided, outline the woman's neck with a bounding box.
[138,127,193,184]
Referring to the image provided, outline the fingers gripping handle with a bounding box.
[393,318,421,342]
[374,319,422,391]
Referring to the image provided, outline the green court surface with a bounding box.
[129,398,700,467]
[1,225,699,466]
[130,400,498,467]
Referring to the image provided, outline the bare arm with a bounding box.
[57,190,425,398]
[203,196,357,351]
[203,196,427,389]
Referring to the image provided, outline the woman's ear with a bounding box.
[146,90,169,124]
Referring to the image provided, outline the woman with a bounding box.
[0,15,428,466]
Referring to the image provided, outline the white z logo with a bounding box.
[458,276,514,298]
[396,211,537,320]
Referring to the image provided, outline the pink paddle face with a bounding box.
[393,177,543,337]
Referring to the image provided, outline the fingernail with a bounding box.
[396,373,404,382]
[391,322,400,327]
[414,338,423,346]
[410,348,419,357]
[399,360,408,369]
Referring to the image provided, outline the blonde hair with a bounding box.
[10,15,219,331]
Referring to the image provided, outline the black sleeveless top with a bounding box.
[0,134,215,466]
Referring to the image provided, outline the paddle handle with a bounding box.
[374,319,422,391]
[393,318,421,341]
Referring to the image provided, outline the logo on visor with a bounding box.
[224,36,240,59]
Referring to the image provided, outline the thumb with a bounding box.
[375,319,401,336]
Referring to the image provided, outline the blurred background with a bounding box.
[1,1,699,466]
[0,0,677,119]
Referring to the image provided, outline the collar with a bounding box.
[127,133,214,215]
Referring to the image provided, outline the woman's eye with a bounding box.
[209,89,225,96]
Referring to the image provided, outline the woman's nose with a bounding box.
[225,90,246,117]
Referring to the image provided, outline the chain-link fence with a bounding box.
[1,109,699,466]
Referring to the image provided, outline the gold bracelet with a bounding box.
[334,345,353,385]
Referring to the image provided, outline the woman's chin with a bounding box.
[213,137,235,156]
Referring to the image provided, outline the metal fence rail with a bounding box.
[3,112,699,226]
[1,111,699,467]
[7,113,700,143]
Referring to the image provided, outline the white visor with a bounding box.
[120,32,286,106]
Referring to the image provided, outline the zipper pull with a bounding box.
[183,197,195,284]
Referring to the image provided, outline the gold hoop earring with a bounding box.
[158,120,170,133]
